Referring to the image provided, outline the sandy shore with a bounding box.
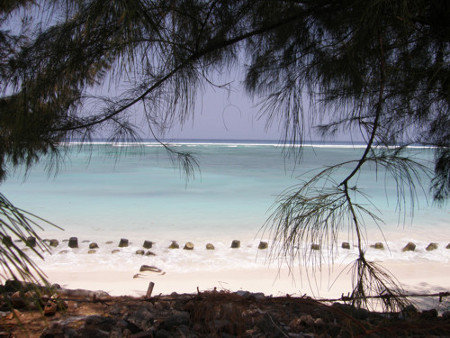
[42,260,450,311]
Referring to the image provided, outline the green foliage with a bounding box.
[0,192,60,284]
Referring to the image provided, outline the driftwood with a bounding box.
[146,282,155,299]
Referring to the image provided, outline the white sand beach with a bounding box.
[42,260,450,311]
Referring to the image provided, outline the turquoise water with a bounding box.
[1,141,449,271]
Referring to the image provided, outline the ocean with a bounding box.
[1,140,449,277]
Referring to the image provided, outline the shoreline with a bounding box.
[41,259,450,312]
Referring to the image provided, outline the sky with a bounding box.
[162,83,351,142]
[165,82,283,141]
[3,6,356,144]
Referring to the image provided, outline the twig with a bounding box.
[266,313,289,338]
[317,291,450,303]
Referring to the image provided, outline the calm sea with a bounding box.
[1,140,449,273]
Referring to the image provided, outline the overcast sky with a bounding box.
[162,84,351,142]
[165,84,281,141]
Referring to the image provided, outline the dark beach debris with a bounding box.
[311,244,320,250]
[168,241,179,249]
[2,236,12,247]
[183,242,194,250]
[49,239,59,247]
[88,249,96,254]
[26,236,36,248]
[89,242,99,249]
[118,238,129,248]
[111,249,120,254]
[341,242,350,249]
[135,250,145,255]
[230,240,240,248]
[402,242,416,252]
[143,240,153,249]
[139,265,162,273]
[371,242,385,250]
[68,237,78,249]
[206,243,215,250]
[426,242,438,251]
[258,241,268,250]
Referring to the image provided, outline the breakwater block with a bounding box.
[68,237,78,248]
[231,240,240,248]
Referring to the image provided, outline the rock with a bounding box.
[89,242,99,249]
[421,309,438,319]
[26,236,36,248]
[154,328,172,337]
[88,249,96,254]
[160,311,190,329]
[299,314,315,326]
[169,241,179,249]
[24,290,39,306]
[51,283,62,290]
[58,250,69,254]
[49,239,59,247]
[426,242,438,251]
[236,290,251,297]
[442,311,450,319]
[256,313,281,335]
[58,288,110,299]
[44,300,57,316]
[136,250,145,255]
[10,291,26,309]
[40,323,65,337]
[4,309,22,320]
[183,242,194,250]
[258,241,268,249]
[289,318,303,330]
[341,242,350,249]
[140,265,162,273]
[124,308,154,331]
[311,244,320,250]
[85,315,117,332]
[400,304,418,319]
[111,249,120,254]
[3,279,25,293]
[402,242,416,252]
[206,243,215,250]
[143,240,153,249]
[332,303,370,319]
[371,242,384,250]
[252,292,265,300]
[82,240,90,243]
[118,238,129,247]
[145,251,156,256]
[68,237,78,248]
[105,241,113,244]
[83,328,111,337]
[314,318,325,326]
[446,243,450,249]
[231,240,240,248]
[2,236,12,247]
